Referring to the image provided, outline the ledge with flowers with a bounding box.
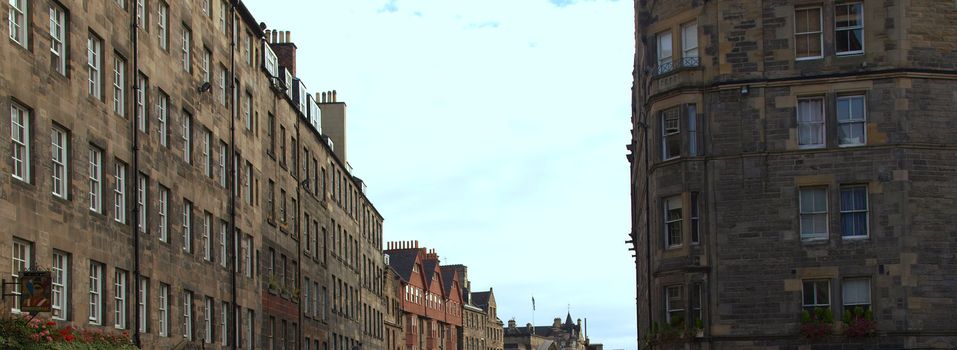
[0,313,136,349]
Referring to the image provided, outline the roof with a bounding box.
[385,249,420,282]
[441,268,456,295]
[423,259,438,286]
[472,291,491,311]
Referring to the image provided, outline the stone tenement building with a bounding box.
[0,1,388,349]
[446,265,504,350]
[628,0,957,349]
[503,314,594,350]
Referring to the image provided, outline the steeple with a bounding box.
[565,311,574,326]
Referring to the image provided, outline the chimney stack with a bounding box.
[319,89,347,163]
[267,29,298,76]
[508,319,516,329]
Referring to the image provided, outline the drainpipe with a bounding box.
[296,96,303,350]
[229,0,238,348]
[130,1,142,347]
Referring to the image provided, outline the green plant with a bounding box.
[267,274,281,291]
[842,307,876,337]
[800,308,833,340]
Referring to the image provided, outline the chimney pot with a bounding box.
[286,31,291,42]
[332,90,337,102]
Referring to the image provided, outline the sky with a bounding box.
[244,1,636,349]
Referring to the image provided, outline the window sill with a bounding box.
[795,56,823,61]
[836,51,864,57]
[842,235,868,241]
[801,237,829,244]
[797,145,826,150]
[838,143,866,148]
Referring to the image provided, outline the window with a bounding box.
[158,2,169,50]
[115,269,127,329]
[842,278,870,313]
[267,113,275,155]
[840,186,868,238]
[219,0,228,35]
[219,220,227,267]
[656,31,673,74]
[795,7,823,59]
[797,97,825,148]
[138,174,148,233]
[802,280,830,312]
[138,278,148,333]
[114,56,127,116]
[182,111,192,163]
[661,107,680,160]
[10,239,31,313]
[203,128,212,177]
[681,22,698,61]
[219,141,227,188]
[115,162,127,223]
[279,126,287,166]
[204,296,213,344]
[835,3,864,55]
[202,0,210,16]
[183,290,193,340]
[665,285,684,326]
[88,34,103,99]
[89,146,103,212]
[663,195,682,247]
[182,26,191,72]
[690,192,700,244]
[159,185,169,241]
[220,301,228,345]
[799,187,828,240]
[8,0,27,46]
[51,126,69,198]
[158,91,169,147]
[203,212,212,261]
[243,92,252,130]
[11,103,31,182]
[244,161,252,204]
[202,48,211,82]
[243,235,252,278]
[280,189,287,223]
[50,4,67,74]
[89,261,104,324]
[267,180,275,220]
[690,283,702,325]
[837,95,866,146]
[136,73,148,132]
[159,283,169,336]
[52,252,69,320]
[135,0,147,29]
[219,65,227,106]
[116,0,126,9]
[687,104,698,156]
[243,33,252,65]
[183,200,192,252]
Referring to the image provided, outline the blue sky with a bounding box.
[244,1,635,349]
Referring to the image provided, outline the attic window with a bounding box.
[263,42,278,77]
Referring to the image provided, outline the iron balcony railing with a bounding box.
[654,57,701,77]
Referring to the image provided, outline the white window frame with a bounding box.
[182,112,192,163]
[9,0,28,47]
[50,4,67,75]
[802,279,830,311]
[661,107,681,160]
[219,141,227,188]
[115,162,127,223]
[663,195,683,248]
[835,2,864,56]
[158,91,168,147]
[204,296,213,344]
[115,269,127,329]
[202,48,211,83]
[88,34,103,99]
[202,0,210,16]
[52,252,69,320]
[795,7,824,60]
[203,128,212,177]
[89,146,103,212]
[183,290,193,340]
[159,283,169,337]
[218,66,227,106]
[665,285,684,325]
[182,25,191,72]
[203,212,212,261]
[797,97,826,149]
[840,185,869,239]
[135,0,146,29]
[89,261,103,324]
[243,92,252,130]
[220,301,228,345]
[51,126,69,198]
[158,2,168,50]
[245,309,253,349]
[136,74,147,132]
[681,22,698,60]
[244,162,252,204]
[220,220,228,267]
[10,238,31,313]
[799,187,829,241]
[243,235,251,277]
[138,278,148,333]
[11,103,31,182]
[219,0,227,35]
[159,185,169,241]
[114,57,126,117]
[837,95,866,147]
[183,200,192,252]
[842,278,870,312]
[243,33,251,65]
[138,175,147,232]
[656,31,673,74]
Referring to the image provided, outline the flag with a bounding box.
[532,296,536,311]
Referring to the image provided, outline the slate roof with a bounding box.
[423,259,438,286]
[440,267,456,295]
[385,249,420,282]
[472,291,491,311]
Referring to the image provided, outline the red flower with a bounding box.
[46,321,57,326]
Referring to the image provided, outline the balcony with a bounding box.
[649,57,704,97]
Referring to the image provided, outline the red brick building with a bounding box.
[385,241,464,350]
